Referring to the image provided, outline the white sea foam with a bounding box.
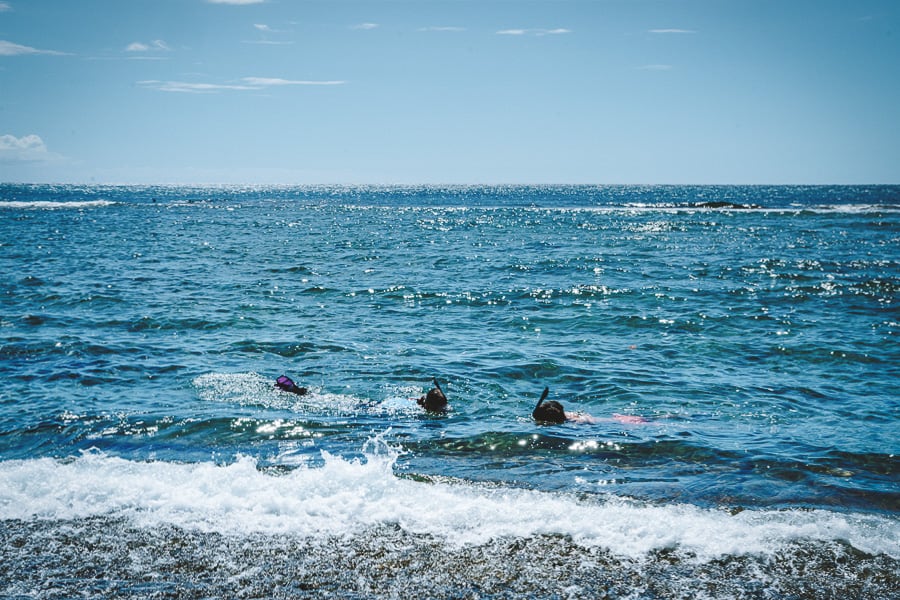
[192,372,422,416]
[0,442,896,561]
[0,200,116,210]
[532,203,900,215]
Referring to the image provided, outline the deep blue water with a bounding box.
[1,185,898,598]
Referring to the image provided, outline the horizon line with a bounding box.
[2,181,898,188]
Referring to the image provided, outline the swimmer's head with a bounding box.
[532,386,566,424]
[417,380,447,413]
[532,400,566,424]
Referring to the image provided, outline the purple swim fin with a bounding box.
[275,375,308,395]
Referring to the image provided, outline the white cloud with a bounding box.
[352,23,379,30]
[126,40,170,52]
[246,23,291,44]
[0,3,12,12]
[139,77,346,93]
[138,80,257,93]
[242,77,346,86]
[0,40,67,56]
[649,29,696,34]
[497,28,570,36]
[0,134,59,162]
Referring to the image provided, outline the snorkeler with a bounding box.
[532,387,566,423]
[532,386,648,425]
[275,374,308,396]
[417,377,448,413]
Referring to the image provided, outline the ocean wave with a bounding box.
[538,203,900,215]
[0,442,896,561]
[0,200,116,210]
[191,371,407,420]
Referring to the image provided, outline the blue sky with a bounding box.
[1,0,898,184]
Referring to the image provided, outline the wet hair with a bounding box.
[532,387,565,424]
[532,400,566,424]
[418,387,447,412]
[418,378,448,413]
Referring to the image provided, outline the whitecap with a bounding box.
[0,441,896,561]
[0,200,116,210]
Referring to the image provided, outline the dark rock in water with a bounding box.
[2,519,897,599]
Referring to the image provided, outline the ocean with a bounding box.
[0,184,897,599]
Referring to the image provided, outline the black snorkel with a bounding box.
[533,386,566,424]
[533,386,550,412]
[432,377,446,399]
[418,376,449,413]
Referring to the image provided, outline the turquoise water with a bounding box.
[1,185,898,598]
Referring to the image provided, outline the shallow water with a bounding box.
[1,184,898,598]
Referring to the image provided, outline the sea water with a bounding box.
[0,184,897,598]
